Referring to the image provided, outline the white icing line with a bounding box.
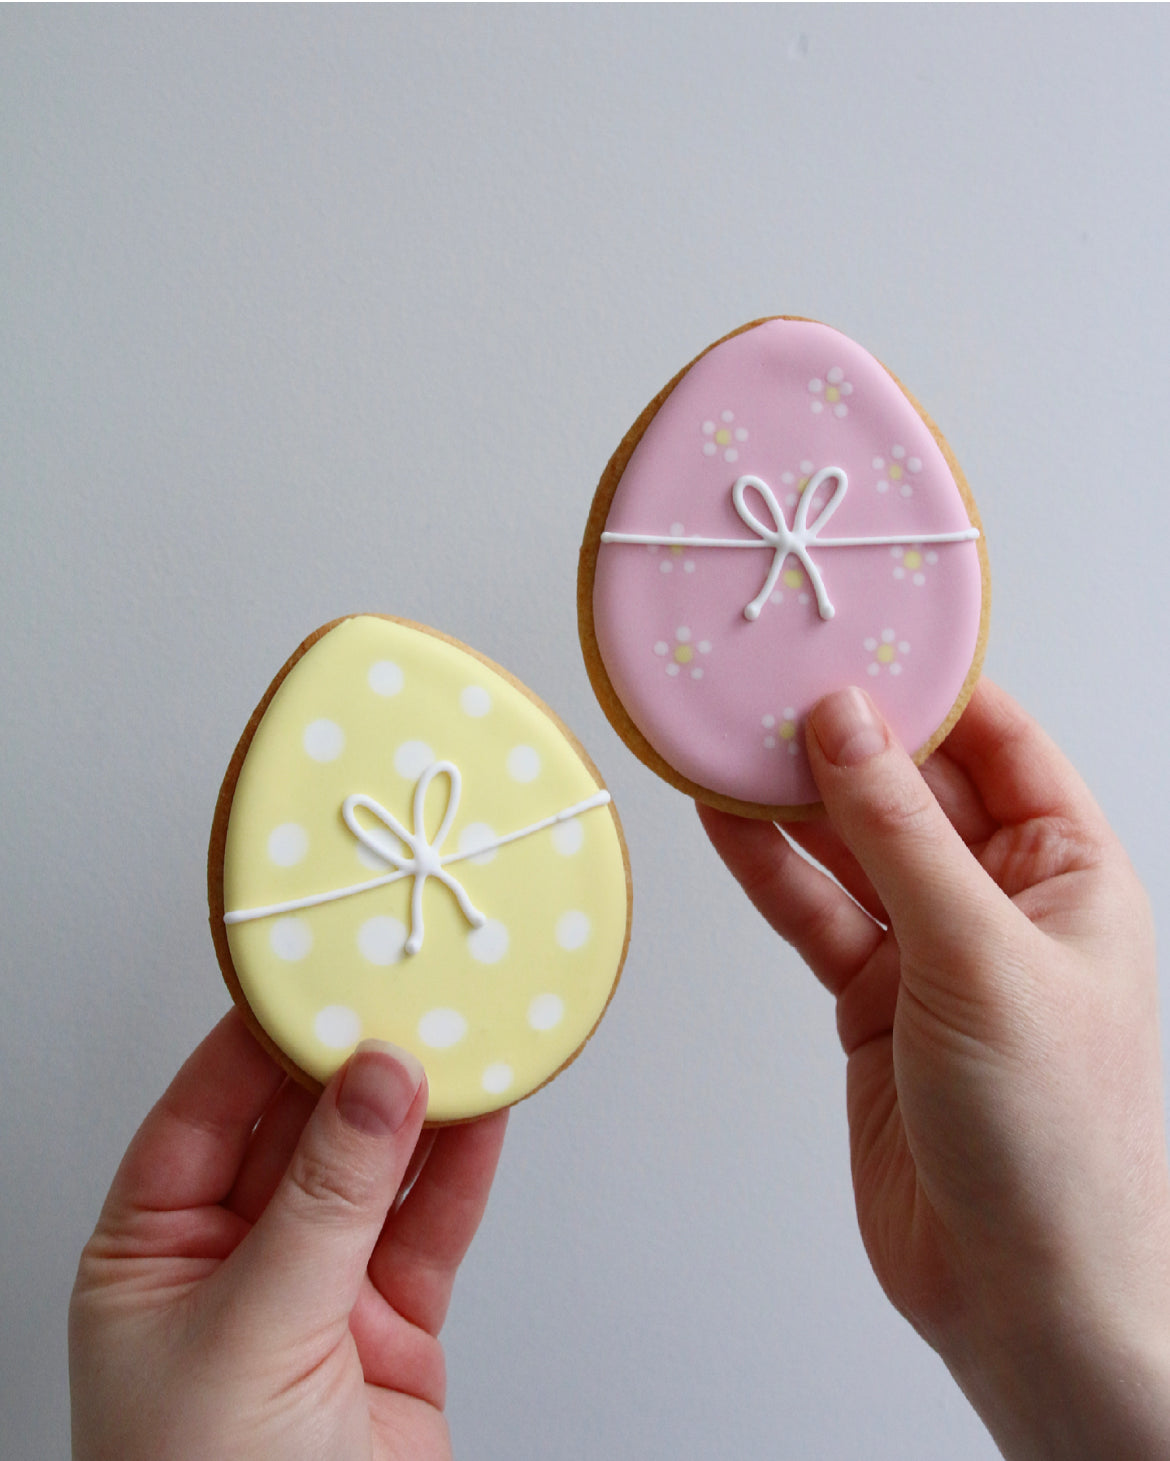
[224,763,612,957]
[600,467,980,621]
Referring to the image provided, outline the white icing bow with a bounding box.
[224,761,612,956]
[343,762,485,955]
[601,466,980,622]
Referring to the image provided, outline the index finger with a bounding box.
[941,679,1113,839]
[103,1008,286,1220]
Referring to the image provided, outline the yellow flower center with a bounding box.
[674,645,693,664]
[889,463,903,480]
[904,550,922,570]
[783,568,804,590]
[877,644,896,664]
[715,428,731,446]
[670,543,684,557]
[779,721,797,741]
[826,386,840,404]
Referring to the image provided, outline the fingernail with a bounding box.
[337,1041,425,1136]
[809,687,889,767]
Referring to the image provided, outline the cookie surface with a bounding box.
[579,317,990,817]
[209,615,631,1123]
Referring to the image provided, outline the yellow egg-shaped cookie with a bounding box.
[209,616,631,1123]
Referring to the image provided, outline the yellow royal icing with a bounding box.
[221,616,630,1123]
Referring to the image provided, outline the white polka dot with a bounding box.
[270,916,312,961]
[303,719,345,762]
[358,915,408,965]
[418,1008,468,1049]
[314,1005,361,1049]
[468,919,509,964]
[721,409,734,423]
[702,441,717,456]
[460,685,492,718]
[702,420,716,435]
[551,818,585,856]
[394,740,435,779]
[267,823,308,867]
[665,663,680,677]
[368,660,404,696]
[556,910,591,951]
[457,822,498,865]
[506,745,541,783]
[670,521,685,535]
[482,1063,514,1095]
[676,626,692,643]
[654,641,669,656]
[528,994,565,1031]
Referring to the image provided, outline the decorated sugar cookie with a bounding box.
[578,317,990,818]
[208,615,631,1123]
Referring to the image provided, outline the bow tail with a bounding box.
[438,869,487,931]
[745,545,789,622]
[405,872,428,956]
[798,546,836,620]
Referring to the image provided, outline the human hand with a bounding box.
[699,681,1170,1459]
[69,1010,507,1461]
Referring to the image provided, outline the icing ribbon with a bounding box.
[600,467,981,621]
[224,760,612,956]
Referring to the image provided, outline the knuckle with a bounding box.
[285,1148,368,1221]
[858,773,940,846]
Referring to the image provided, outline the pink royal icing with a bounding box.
[590,319,986,808]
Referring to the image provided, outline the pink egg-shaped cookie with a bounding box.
[578,317,990,818]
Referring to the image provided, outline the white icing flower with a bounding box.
[890,544,938,586]
[647,522,697,574]
[873,445,923,497]
[654,626,713,680]
[808,367,853,417]
[864,629,911,676]
[762,708,800,755]
[701,409,749,463]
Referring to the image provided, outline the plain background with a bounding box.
[5,6,1170,1457]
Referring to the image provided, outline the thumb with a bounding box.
[806,687,1006,963]
[226,1040,427,1336]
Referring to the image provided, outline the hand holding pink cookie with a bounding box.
[701,681,1170,1458]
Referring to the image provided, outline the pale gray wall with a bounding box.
[5,6,1170,1457]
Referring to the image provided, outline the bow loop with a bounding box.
[342,793,414,871]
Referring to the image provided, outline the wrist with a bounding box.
[944,1258,1170,1460]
